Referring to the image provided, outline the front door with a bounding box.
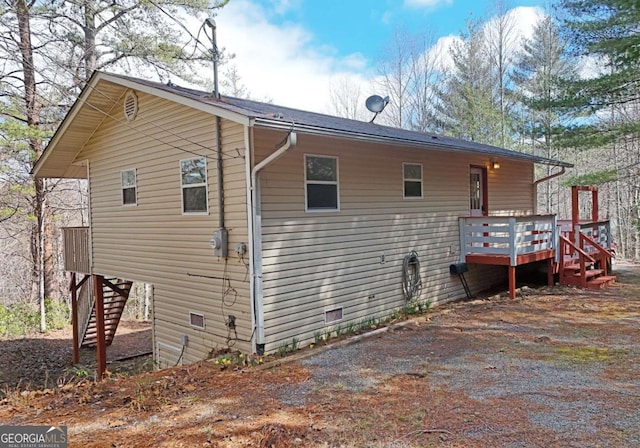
[470,167,485,216]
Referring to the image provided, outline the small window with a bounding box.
[121,168,137,205]
[180,157,208,214]
[305,155,339,211]
[403,163,423,199]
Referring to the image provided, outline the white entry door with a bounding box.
[470,167,484,216]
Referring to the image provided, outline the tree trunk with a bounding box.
[15,0,49,329]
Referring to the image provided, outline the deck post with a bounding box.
[93,274,107,380]
[508,265,516,299]
[70,273,79,365]
[459,218,467,262]
[571,186,579,229]
[508,218,517,266]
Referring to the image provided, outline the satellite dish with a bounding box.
[365,95,390,122]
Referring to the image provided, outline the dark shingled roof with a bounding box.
[115,73,572,167]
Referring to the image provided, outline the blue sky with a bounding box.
[263,0,546,61]
[209,0,548,112]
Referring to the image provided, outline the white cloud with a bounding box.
[577,54,607,80]
[185,2,549,115]
[204,0,366,113]
[427,7,546,74]
[429,35,461,72]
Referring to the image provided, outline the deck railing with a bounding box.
[459,215,558,266]
[558,219,612,258]
[62,226,90,274]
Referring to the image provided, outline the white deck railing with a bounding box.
[62,226,90,274]
[459,215,558,266]
[558,219,611,252]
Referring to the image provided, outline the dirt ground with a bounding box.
[1,264,640,448]
[0,320,153,391]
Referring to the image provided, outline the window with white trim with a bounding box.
[180,157,208,213]
[305,155,339,211]
[121,168,137,205]
[403,163,423,199]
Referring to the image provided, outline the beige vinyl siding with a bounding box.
[75,92,250,367]
[255,131,534,353]
[487,160,534,215]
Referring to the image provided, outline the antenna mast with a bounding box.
[204,18,220,98]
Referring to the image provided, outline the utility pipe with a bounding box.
[216,116,224,230]
[533,166,566,214]
[249,131,297,355]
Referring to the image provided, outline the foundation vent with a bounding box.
[324,307,343,324]
[189,312,205,329]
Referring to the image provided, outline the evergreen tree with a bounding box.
[513,15,577,213]
[558,0,640,257]
[435,17,503,146]
[558,0,640,146]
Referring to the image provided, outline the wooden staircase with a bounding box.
[80,278,133,348]
[559,234,616,290]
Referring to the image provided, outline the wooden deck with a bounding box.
[459,215,557,299]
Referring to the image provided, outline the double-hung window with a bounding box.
[180,157,208,213]
[403,163,423,199]
[305,155,339,211]
[121,168,137,205]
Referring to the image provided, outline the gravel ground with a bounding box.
[2,264,639,447]
[271,265,640,446]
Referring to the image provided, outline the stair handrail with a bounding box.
[579,232,613,276]
[560,235,595,288]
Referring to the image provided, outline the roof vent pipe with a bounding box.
[204,18,220,98]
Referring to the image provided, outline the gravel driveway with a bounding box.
[266,264,640,447]
[2,265,639,447]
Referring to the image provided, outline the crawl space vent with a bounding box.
[123,90,138,121]
[189,312,205,329]
[324,307,343,324]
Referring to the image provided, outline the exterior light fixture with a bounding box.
[491,160,500,169]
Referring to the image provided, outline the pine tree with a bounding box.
[558,0,640,257]
[513,15,578,214]
[558,0,640,146]
[435,17,503,146]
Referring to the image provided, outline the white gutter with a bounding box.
[248,131,297,355]
[533,166,566,214]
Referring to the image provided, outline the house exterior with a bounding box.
[34,71,573,369]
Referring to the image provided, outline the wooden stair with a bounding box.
[558,234,616,291]
[81,278,133,348]
[561,260,616,290]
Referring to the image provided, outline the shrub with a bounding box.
[0,302,39,338]
[45,298,70,330]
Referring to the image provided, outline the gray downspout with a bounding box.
[533,166,566,265]
[250,132,297,355]
[533,166,566,215]
[215,115,228,257]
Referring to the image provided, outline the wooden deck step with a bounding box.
[563,262,594,271]
[573,269,604,279]
[587,275,616,289]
